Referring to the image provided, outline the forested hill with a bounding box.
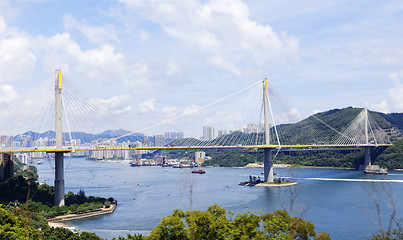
[170,107,403,148]
[318,107,403,132]
[201,107,403,169]
[383,112,403,131]
[275,107,403,144]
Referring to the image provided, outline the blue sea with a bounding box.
[36,157,403,239]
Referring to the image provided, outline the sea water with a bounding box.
[36,157,403,239]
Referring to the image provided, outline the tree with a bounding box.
[147,204,327,240]
[148,210,188,240]
[261,209,316,240]
[0,207,43,240]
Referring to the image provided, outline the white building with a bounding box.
[154,135,165,147]
[164,132,184,140]
[195,151,206,165]
[202,126,214,141]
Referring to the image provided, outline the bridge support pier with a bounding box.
[54,152,65,206]
[364,146,371,167]
[264,149,273,182]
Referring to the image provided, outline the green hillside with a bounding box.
[151,107,403,169]
[171,107,402,148]
[204,107,403,168]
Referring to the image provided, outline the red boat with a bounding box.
[191,169,206,174]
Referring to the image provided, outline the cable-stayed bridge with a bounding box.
[0,70,393,206]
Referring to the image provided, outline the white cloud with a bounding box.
[0,17,7,33]
[0,84,19,103]
[209,57,241,76]
[312,109,322,115]
[370,100,389,113]
[388,73,403,111]
[123,61,149,86]
[183,104,203,116]
[288,107,301,121]
[162,106,176,112]
[0,37,37,82]
[0,17,37,83]
[162,106,178,120]
[0,14,149,90]
[101,95,132,114]
[369,73,403,113]
[34,32,149,87]
[166,62,182,77]
[139,98,156,112]
[63,14,117,44]
[275,107,302,124]
[0,1,18,21]
[118,0,299,76]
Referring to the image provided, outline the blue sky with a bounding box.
[0,0,402,136]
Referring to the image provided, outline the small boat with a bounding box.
[129,162,141,167]
[192,169,205,174]
[37,161,42,165]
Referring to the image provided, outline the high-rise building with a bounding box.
[164,132,184,140]
[154,135,165,147]
[195,151,206,165]
[202,126,215,141]
[177,132,184,139]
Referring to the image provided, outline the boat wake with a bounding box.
[302,177,403,183]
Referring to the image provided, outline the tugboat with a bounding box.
[191,169,206,174]
[363,165,388,175]
[129,161,141,167]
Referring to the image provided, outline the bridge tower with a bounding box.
[54,70,65,206]
[263,78,273,182]
[364,108,371,167]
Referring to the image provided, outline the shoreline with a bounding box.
[48,203,116,224]
[48,221,70,228]
[243,163,355,170]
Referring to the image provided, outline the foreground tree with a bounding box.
[0,207,103,240]
[147,204,330,240]
[0,207,43,239]
[369,218,403,240]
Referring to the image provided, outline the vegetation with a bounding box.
[147,107,403,169]
[374,139,403,169]
[204,149,262,167]
[0,172,113,232]
[0,175,108,208]
[369,218,403,240]
[202,138,403,170]
[274,150,366,169]
[0,206,103,240]
[149,205,330,240]
[1,179,332,240]
[112,204,330,240]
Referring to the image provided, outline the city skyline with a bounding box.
[0,1,402,137]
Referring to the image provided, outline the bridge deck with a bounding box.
[0,144,393,153]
